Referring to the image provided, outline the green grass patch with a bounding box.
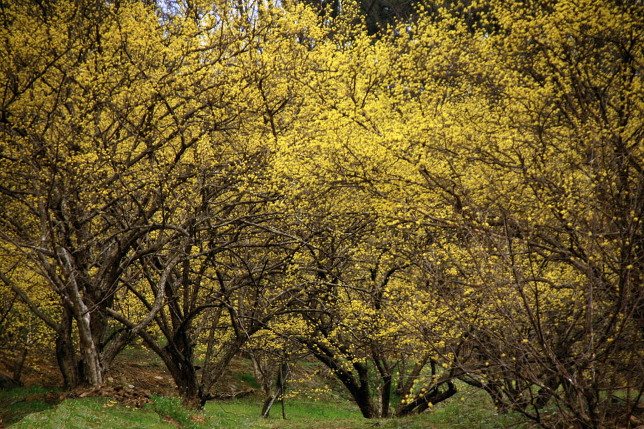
[151,394,210,428]
[0,386,59,427]
[233,371,261,389]
[3,387,527,428]
[206,397,362,428]
[117,344,164,368]
[203,393,527,428]
[429,387,527,428]
[8,396,176,429]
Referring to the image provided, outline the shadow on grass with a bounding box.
[0,386,61,426]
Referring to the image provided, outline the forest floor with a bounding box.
[0,345,528,428]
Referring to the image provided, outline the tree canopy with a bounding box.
[1,0,642,427]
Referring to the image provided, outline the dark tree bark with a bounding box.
[303,339,378,418]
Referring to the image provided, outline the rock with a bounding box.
[0,372,21,390]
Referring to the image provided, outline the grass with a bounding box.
[152,395,209,429]
[9,396,177,429]
[0,348,526,428]
[0,385,59,427]
[206,397,361,428]
[116,343,165,368]
[233,371,261,389]
[430,388,527,429]
[204,391,527,428]
[2,385,527,429]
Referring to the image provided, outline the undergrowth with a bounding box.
[1,385,528,428]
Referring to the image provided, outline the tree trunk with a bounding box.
[380,373,392,418]
[12,346,28,383]
[181,381,204,409]
[372,352,393,418]
[394,380,457,417]
[62,249,103,387]
[56,305,79,389]
[261,362,290,418]
[353,371,378,419]
[55,305,107,389]
[74,308,103,386]
[162,348,203,408]
[155,333,205,409]
[307,340,378,418]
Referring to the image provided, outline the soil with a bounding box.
[0,344,260,410]
[0,349,62,389]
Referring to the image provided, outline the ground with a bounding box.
[0,344,356,427]
[0,343,270,410]
[0,345,587,429]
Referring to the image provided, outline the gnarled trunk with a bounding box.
[306,340,378,418]
[394,380,457,417]
[56,305,79,389]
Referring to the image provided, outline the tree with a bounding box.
[329,0,644,426]
[2,0,641,425]
[440,1,644,426]
[0,249,57,384]
[271,0,644,425]
[0,0,272,388]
